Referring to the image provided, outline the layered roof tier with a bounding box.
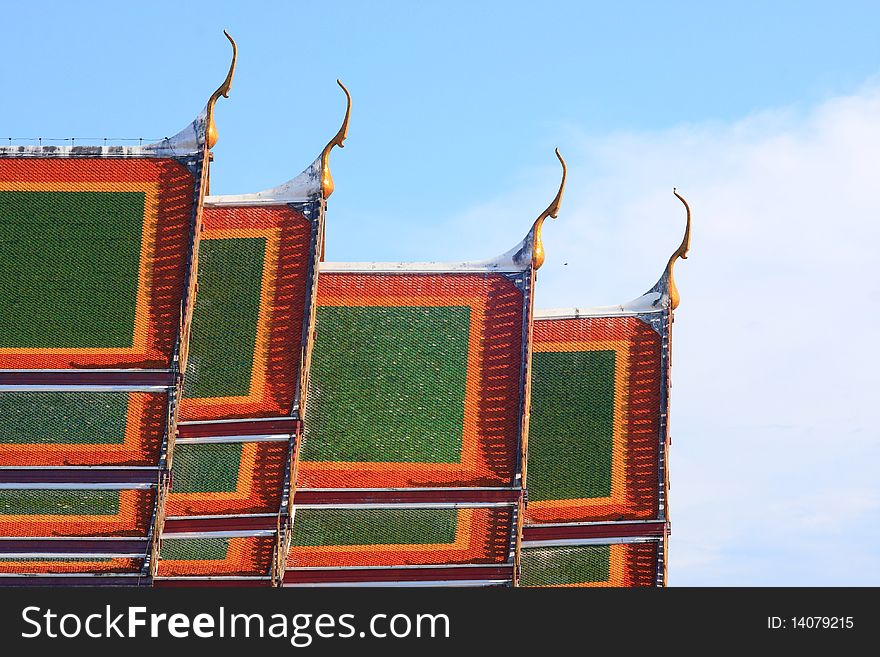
[155,81,350,587]
[519,191,691,587]
[0,33,236,586]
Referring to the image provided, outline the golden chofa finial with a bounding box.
[531,148,567,270]
[320,80,352,198]
[667,188,692,310]
[205,30,238,150]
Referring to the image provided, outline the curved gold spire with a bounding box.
[205,30,238,150]
[320,80,352,198]
[667,188,692,309]
[531,148,567,270]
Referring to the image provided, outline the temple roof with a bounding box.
[0,34,684,588]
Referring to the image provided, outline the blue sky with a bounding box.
[3,1,879,585]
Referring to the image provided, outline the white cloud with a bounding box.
[441,83,880,585]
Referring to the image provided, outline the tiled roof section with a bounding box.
[179,204,316,422]
[0,557,144,575]
[520,309,671,588]
[520,541,661,587]
[0,134,208,586]
[0,158,200,370]
[0,488,157,537]
[166,440,288,517]
[287,506,514,568]
[525,315,664,523]
[299,272,526,489]
[157,534,275,578]
[289,220,545,586]
[0,391,168,467]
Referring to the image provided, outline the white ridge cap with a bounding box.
[205,157,322,206]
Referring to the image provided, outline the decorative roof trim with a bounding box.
[174,434,290,445]
[321,149,566,274]
[534,304,663,320]
[283,580,506,588]
[159,530,276,540]
[205,30,238,150]
[318,261,530,274]
[0,31,238,159]
[293,502,516,510]
[531,148,567,270]
[666,188,692,310]
[536,188,692,316]
[521,536,661,548]
[205,81,352,205]
[320,80,352,198]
